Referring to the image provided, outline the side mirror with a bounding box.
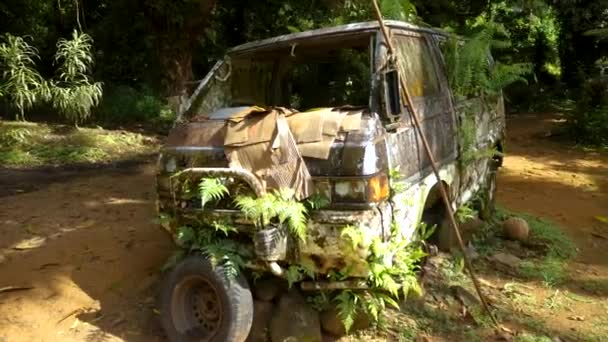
[384,69,402,117]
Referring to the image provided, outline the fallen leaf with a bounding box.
[13,236,46,250]
[70,318,81,330]
[0,286,34,294]
[56,307,96,324]
[595,216,608,225]
[591,232,608,240]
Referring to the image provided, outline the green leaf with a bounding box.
[176,226,195,247]
[199,178,229,209]
[595,216,608,225]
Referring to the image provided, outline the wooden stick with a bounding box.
[370,0,499,327]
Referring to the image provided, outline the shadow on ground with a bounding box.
[0,162,172,341]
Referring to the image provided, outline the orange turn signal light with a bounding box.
[368,173,389,202]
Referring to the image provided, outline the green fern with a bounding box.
[443,22,532,99]
[305,193,330,210]
[199,177,229,209]
[235,189,308,241]
[335,290,359,333]
[211,219,238,236]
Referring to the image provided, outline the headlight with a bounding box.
[165,157,177,173]
[332,173,389,203]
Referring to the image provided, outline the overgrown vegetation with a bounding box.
[442,22,532,99]
[235,188,308,242]
[473,208,576,286]
[1,0,606,145]
[0,34,49,120]
[333,221,431,331]
[0,30,102,124]
[0,121,158,167]
[50,30,102,125]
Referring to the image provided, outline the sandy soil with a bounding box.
[0,113,606,341]
[0,162,173,342]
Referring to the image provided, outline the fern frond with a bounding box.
[198,178,228,209]
[335,290,359,333]
[211,219,238,236]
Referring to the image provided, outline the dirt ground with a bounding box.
[0,113,606,341]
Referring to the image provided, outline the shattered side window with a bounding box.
[394,35,440,98]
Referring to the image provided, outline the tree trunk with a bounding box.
[146,0,217,97]
[158,42,194,98]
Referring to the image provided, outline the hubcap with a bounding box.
[171,276,223,340]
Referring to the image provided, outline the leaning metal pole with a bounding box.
[371,0,499,327]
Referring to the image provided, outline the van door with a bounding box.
[384,31,458,183]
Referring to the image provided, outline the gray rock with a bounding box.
[449,285,480,308]
[270,290,322,342]
[490,252,523,269]
[254,278,285,302]
[247,300,274,342]
[320,305,371,337]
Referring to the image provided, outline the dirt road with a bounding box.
[0,113,606,341]
[0,163,173,341]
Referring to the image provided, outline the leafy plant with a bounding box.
[285,264,316,288]
[455,202,478,223]
[335,219,427,331]
[50,30,103,125]
[305,193,330,210]
[235,188,308,241]
[442,22,532,99]
[175,224,246,281]
[0,34,49,120]
[380,0,417,22]
[198,178,228,209]
[335,290,361,333]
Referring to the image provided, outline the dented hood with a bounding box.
[163,107,388,177]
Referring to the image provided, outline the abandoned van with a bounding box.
[156,20,504,341]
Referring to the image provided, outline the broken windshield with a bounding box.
[187,33,374,118]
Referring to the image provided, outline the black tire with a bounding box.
[160,255,253,342]
[479,160,498,221]
[422,201,455,252]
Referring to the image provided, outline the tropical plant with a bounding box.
[442,22,532,99]
[235,188,308,241]
[175,223,246,281]
[0,34,49,121]
[336,220,429,331]
[198,177,229,208]
[50,30,103,125]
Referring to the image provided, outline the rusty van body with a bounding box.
[157,20,504,341]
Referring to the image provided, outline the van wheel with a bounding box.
[422,202,455,252]
[160,255,253,342]
[479,166,498,221]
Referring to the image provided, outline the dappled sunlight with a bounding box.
[0,164,172,341]
[501,154,602,193]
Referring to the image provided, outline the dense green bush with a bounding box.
[95,85,175,129]
[567,77,608,146]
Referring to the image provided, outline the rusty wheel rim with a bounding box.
[171,275,223,340]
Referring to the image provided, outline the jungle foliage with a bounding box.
[0,0,607,144]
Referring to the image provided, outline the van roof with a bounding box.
[228,20,446,56]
